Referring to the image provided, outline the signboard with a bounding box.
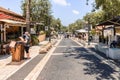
[30,28,36,34]
[45,26,48,31]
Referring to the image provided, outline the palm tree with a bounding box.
[26,0,31,32]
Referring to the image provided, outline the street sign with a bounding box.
[45,26,48,31]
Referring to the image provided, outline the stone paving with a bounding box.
[0,37,119,80]
[37,38,119,80]
[0,40,51,80]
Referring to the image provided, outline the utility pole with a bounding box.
[26,0,31,33]
[48,16,51,42]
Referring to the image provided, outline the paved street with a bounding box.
[7,54,45,80]
[1,0,120,80]
[3,38,120,80]
[37,38,119,80]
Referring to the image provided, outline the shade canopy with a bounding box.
[0,19,26,26]
[76,29,88,33]
[97,16,120,26]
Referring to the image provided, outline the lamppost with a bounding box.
[87,18,90,45]
[48,16,51,42]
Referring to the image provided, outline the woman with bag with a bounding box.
[22,31,31,59]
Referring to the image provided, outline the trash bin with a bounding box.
[10,42,24,62]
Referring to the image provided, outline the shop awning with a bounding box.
[0,19,26,26]
[76,29,88,33]
[0,12,25,22]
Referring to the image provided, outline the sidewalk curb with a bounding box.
[2,44,46,80]
[71,38,119,78]
[71,38,108,60]
[2,54,38,80]
[24,38,62,80]
[71,38,84,47]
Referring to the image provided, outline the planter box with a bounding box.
[108,48,120,59]
[39,42,52,54]
[38,34,46,42]
[95,43,108,54]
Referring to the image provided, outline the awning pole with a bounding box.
[21,27,24,36]
[1,24,4,42]
[4,25,6,42]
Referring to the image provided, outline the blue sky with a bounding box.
[0,0,94,26]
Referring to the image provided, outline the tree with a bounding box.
[90,0,120,20]
[86,0,120,20]
[26,0,31,32]
[51,17,62,32]
[67,19,85,33]
[83,11,104,28]
[21,0,52,27]
[61,26,67,33]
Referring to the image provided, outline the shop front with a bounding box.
[95,16,120,59]
[0,7,26,55]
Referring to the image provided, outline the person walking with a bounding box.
[23,31,31,59]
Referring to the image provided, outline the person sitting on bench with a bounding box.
[110,40,117,48]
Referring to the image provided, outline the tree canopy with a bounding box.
[89,0,120,20]
[83,11,104,28]
[21,0,52,26]
[68,19,85,33]
[68,0,120,33]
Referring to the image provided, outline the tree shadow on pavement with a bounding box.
[63,47,88,57]
[63,47,117,80]
[74,50,117,80]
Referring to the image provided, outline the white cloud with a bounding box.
[72,10,80,15]
[53,0,71,6]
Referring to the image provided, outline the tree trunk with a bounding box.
[26,0,31,32]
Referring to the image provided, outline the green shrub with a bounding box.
[31,35,39,45]
[39,31,45,35]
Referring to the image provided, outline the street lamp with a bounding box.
[85,18,90,45]
[86,18,90,45]
[48,16,51,42]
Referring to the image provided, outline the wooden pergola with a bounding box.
[97,16,120,26]
[97,16,120,35]
[96,16,120,44]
